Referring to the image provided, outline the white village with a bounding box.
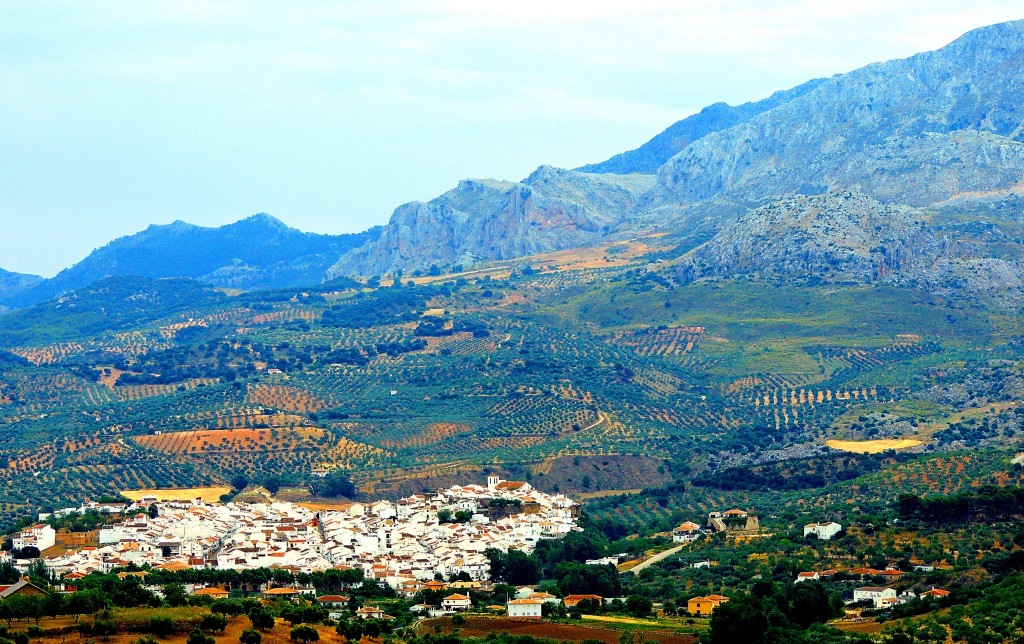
[30,477,579,591]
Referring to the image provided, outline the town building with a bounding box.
[688,595,729,615]
[507,598,543,619]
[853,586,898,608]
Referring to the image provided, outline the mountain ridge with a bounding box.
[5,214,381,309]
[329,19,1024,278]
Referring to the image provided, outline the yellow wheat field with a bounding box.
[825,438,923,453]
[122,487,232,502]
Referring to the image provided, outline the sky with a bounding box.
[2,1,1022,277]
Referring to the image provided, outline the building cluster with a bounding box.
[36,477,579,589]
[318,476,578,586]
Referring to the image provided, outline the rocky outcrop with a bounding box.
[656,20,1024,207]
[672,191,1024,303]
[328,167,654,276]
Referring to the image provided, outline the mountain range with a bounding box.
[4,19,1024,309]
[331,18,1024,286]
[1,215,379,309]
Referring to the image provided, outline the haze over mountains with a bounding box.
[4,19,1024,309]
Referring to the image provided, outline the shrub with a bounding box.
[240,629,262,644]
[290,625,320,643]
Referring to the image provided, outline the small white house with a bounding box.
[853,586,897,608]
[804,522,842,540]
[507,599,543,619]
[441,593,472,612]
[794,571,820,583]
[672,521,703,543]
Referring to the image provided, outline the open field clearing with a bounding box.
[122,486,231,502]
[825,438,924,453]
[424,615,697,644]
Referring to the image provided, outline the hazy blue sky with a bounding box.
[2,1,1021,277]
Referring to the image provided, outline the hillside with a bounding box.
[669,191,1024,305]
[5,214,380,308]
[0,268,42,313]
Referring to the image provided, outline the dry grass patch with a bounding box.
[122,486,232,502]
[825,438,923,453]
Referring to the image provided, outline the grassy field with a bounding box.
[824,438,924,453]
[122,486,232,502]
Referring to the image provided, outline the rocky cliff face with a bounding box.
[655,20,1024,207]
[331,20,1024,280]
[327,167,654,276]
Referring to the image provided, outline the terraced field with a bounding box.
[0,261,1022,526]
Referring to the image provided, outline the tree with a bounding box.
[263,476,283,495]
[93,619,119,641]
[147,616,176,637]
[290,625,320,643]
[625,595,653,618]
[707,595,770,644]
[163,583,189,608]
[240,629,262,644]
[200,614,228,633]
[187,629,215,644]
[485,548,542,585]
[231,474,250,492]
[64,588,107,622]
[248,608,276,632]
[309,470,355,499]
[785,581,834,628]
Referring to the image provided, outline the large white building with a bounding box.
[507,599,543,619]
[13,525,55,552]
[804,522,842,540]
[853,586,897,608]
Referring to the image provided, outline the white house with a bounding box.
[803,522,842,540]
[507,599,543,619]
[13,525,56,552]
[853,586,897,608]
[441,593,472,612]
[672,521,703,543]
[794,572,820,583]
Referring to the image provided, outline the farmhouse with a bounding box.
[317,595,349,608]
[707,509,759,532]
[563,594,603,608]
[507,598,543,619]
[356,606,386,619]
[0,580,48,599]
[441,593,472,612]
[672,521,703,543]
[853,586,897,608]
[688,594,729,615]
[803,522,842,540]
